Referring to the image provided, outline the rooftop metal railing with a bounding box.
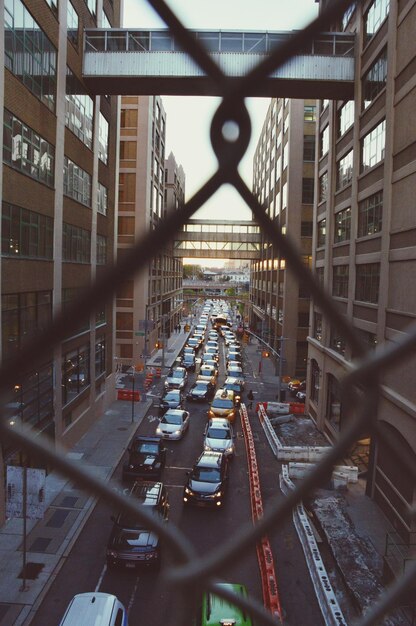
[1,0,416,624]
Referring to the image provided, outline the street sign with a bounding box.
[135,331,145,336]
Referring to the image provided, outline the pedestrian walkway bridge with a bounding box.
[173,219,262,259]
[83,29,355,99]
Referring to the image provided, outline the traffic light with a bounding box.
[262,350,270,358]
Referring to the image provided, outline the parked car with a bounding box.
[156,408,190,440]
[164,367,188,390]
[187,380,216,402]
[183,451,229,508]
[106,481,169,571]
[204,347,219,362]
[204,418,235,457]
[288,379,306,396]
[122,436,166,481]
[200,583,253,626]
[159,389,183,414]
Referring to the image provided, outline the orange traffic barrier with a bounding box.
[289,402,306,414]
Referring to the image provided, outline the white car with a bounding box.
[226,363,243,377]
[204,418,235,457]
[156,409,190,440]
[165,367,188,390]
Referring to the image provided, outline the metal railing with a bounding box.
[2,0,416,624]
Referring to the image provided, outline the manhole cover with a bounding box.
[18,562,44,580]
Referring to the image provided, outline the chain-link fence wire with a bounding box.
[1,0,416,623]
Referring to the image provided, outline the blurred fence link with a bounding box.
[1,0,416,624]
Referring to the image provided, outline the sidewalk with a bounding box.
[0,329,190,626]
[242,335,400,617]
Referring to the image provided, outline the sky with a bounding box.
[122,0,319,265]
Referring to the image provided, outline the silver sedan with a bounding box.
[156,409,190,440]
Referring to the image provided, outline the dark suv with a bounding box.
[183,451,228,508]
[106,481,169,570]
[122,435,166,482]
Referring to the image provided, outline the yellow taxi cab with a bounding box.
[208,389,238,422]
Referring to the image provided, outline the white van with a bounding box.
[59,592,128,626]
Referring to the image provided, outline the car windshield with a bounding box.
[192,467,221,482]
[165,392,179,400]
[207,428,230,439]
[113,529,153,545]
[136,443,159,454]
[171,370,185,378]
[116,508,158,530]
[225,385,239,393]
[161,413,183,425]
[200,368,213,375]
[212,399,233,409]
[194,383,208,391]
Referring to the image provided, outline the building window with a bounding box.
[98,113,109,165]
[3,110,55,187]
[338,101,354,137]
[45,0,58,14]
[333,265,349,298]
[315,266,324,287]
[304,105,316,122]
[62,288,89,336]
[330,330,346,356]
[62,344,90,407]
[303,135,316,161]
[320,126,329,157]
[317,219,326,247]
[334,207,351,243]
[63,223,91,263]
[67,1,79,46]
[298,312,310,328]
[97,183,108,215]
[355,263,380,304]
[310,359,320,403]
[358,191,383,237]
[120,109,138,129]
[2,291,52,361]
[4,0,57,111]
[95,337,106,377]
[320,99,329,112]
[327,374,342,431]
[2,202,53,259]
[319,172,328,203]
[336,150,353,190]
[364,0,389,40]
[301,221,313,237]
[302,178,314,204]
[313,312,322,341]
[120,141,137,160]
[342,4,355,30]
[361,120,385,172]
[65,72,94,149]
[363,48,387,109]
[64,156,92,206]
[96,234,107,265]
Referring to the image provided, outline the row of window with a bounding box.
[62,337,106,407]
[3,109,110,213]
[317,191,383,245]
[2,201,108,263]
[332,262,380,303]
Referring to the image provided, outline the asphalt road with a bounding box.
[30,326,324,626]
